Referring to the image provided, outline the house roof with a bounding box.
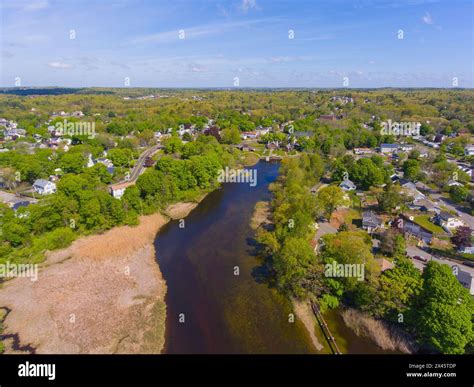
[375,258,395,272]
[438,211,456,221]
[340,180,356,189]
[381,143,398,148]
[362,211,382,227]
[110,182,134,191]
[33,179,53,188]
[413,198,436,209]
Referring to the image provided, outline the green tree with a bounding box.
[273,237,315,296]
[449,185,469,204]
[414,262,474,354]
[316,185,347,219]
[221,127,241,144]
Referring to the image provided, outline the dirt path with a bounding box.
[0,201,202,354]
[292,299,324,351]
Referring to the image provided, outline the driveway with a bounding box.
[315,221,337,240]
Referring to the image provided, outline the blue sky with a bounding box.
[0,0,472,88]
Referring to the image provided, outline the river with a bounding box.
[155,161,384,354]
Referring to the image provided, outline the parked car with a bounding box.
[413,255,428,263]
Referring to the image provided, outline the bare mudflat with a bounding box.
[0,213,171,354]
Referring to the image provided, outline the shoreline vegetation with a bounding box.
[0,134,241,353]
[0,199,203,354]
[251,200,324,352]
[341,309,417,354]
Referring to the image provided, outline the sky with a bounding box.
[0,0,473,88]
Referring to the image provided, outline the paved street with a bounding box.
[406,245,474,276]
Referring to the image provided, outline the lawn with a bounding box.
[413,215,445,234]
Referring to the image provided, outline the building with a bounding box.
[434,212,464,231]
[455,269,474,295]
[446,179,464,187]
[319,114,336,121]
[33,179,57,195]
[399,144,414,152]
[240,131,258,140]
[375,258,395,272]
[410,198,438,213]
[400,180,425,201]
[380,143,398,154]
[109,182,134,199]
[339,179,356,191]
[458,245,474,254]
[353,148,374,155]
[464,145,474,156]
[396,216,433,245]
[362,211,383,233]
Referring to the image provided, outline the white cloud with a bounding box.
[22,0,50,12]
[422,12,433,25]
[127,19,266,45]
[189,63,207,72]
[241,0,258,13]
[48,62,74,70]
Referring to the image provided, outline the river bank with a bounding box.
[0,201,202,354]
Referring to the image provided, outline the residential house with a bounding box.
[464,145,474,156]
[399,144,414,152]
[353,148,374,155]
[339,179,356,191]
[241,131,258,140]
[236,144,255,152]
[458,245,474,255]
[109,182,134,199]
[396,216,433,245]
[455,269,474,295]
[265,141,279,150]
[33,179,57,195]
[375,258,395,272]
[380,143,398,154]
[400,180,425,201]
[319,114,336,121]
[447,179,464,187]
[434,212,464,231]
[362,211,383,233]
[410,198,438,213]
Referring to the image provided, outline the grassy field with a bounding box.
[413,215,445,234]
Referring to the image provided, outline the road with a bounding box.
[123,144,161,184]
[406,245,474,276]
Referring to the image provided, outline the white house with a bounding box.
[33,179,57,195]
[109,182,134,199]
[380,143,398,154]
[458,246,474,255]
[447,179,464,187]
[464,145,474,156]
[435,212,464,231]
[339,179,356,191]
[400,181,425,201]
[455,269,474,295]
